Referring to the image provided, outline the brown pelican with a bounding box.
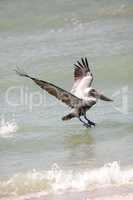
[15,57,113,128]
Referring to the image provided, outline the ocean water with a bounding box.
[0,0,133,199]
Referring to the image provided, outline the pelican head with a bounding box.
[87,88,113,101]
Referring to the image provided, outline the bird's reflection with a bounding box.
[66,128,94,148]
[63,127,95,168]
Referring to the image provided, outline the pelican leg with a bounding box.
[79,117,91,128]
[84,115,96,127]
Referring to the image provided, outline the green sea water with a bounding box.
[0,0,133,199]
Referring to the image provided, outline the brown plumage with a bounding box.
[15,69,82,109]
[15,57,113,128]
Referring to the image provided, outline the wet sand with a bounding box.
[2,185,133,200]
[43,186,133,200]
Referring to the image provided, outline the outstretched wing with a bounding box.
[15,68,82,109]
[74,57,93,85]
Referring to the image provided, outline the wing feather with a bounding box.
[15,69,82,109]
[73,57,93,85]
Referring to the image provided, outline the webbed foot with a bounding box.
[79,116,96,128]
[84,116,96,127]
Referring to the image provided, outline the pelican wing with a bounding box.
[74,57,93,85]
[15,69,82,109]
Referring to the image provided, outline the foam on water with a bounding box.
[0,162,133,199]
[0,118,18,138]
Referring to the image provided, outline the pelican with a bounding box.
[15,57,113,128]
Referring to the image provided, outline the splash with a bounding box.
[0,162,133,198]
[0,118,18,138]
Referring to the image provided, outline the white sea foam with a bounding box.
[0,162,133,199]
[0,118,18,138]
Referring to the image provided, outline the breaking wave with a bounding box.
[0,162,133,199]
[0,118,18,138]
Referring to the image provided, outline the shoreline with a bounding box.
[1,185,133,200]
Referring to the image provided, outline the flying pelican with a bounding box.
[15,57,113,128]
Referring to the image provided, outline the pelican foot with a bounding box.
[89,121,96,127]
[83,121,96,128]
[84,116,96,127]
[79,117,95,128]
[83,123,91,128]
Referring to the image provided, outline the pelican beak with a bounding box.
[100,94,113,102]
